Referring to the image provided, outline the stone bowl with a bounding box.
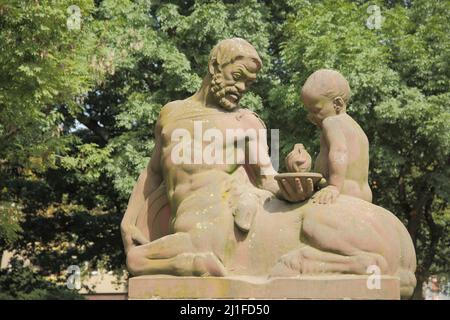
[274,172,323,190]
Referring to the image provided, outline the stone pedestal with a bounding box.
[128,275,400,299]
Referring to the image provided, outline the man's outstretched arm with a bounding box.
[121,121,163,254]
[244,111,316,202]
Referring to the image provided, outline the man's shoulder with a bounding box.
[160,100,186,116]
[158,99,190,126]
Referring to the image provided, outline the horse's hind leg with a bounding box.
[270,245,388,277]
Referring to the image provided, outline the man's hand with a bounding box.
[121,224,150,254]
[278,177,314,202]
[285,144,312,173]
[311,185,340,204]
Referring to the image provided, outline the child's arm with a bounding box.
[312,117,348,204]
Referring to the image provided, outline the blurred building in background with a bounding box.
[423,275,450,300]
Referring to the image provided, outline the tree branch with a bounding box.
[422,194,442,273]
[406,184,429,246]
[76,113,110,143]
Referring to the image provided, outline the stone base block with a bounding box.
[128,275,400,300]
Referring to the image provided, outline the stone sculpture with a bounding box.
[121,38,416,299]
[284,69,372,204]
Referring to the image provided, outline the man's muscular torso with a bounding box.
[158,98,266,214]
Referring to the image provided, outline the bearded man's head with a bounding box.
[208,38,262,110]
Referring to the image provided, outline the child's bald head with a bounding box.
[301,69,351,105]
[300,69,351,127]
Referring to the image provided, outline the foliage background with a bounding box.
[0,0,448,299]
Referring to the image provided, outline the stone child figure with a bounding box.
[286,69,372,204]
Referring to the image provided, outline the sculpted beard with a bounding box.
[211,73,240,110]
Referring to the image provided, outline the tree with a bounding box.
[0,0,98,254]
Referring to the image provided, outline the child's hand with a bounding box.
[285,143,312,172]
[311,185,340,204]
[318,178,328,189]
